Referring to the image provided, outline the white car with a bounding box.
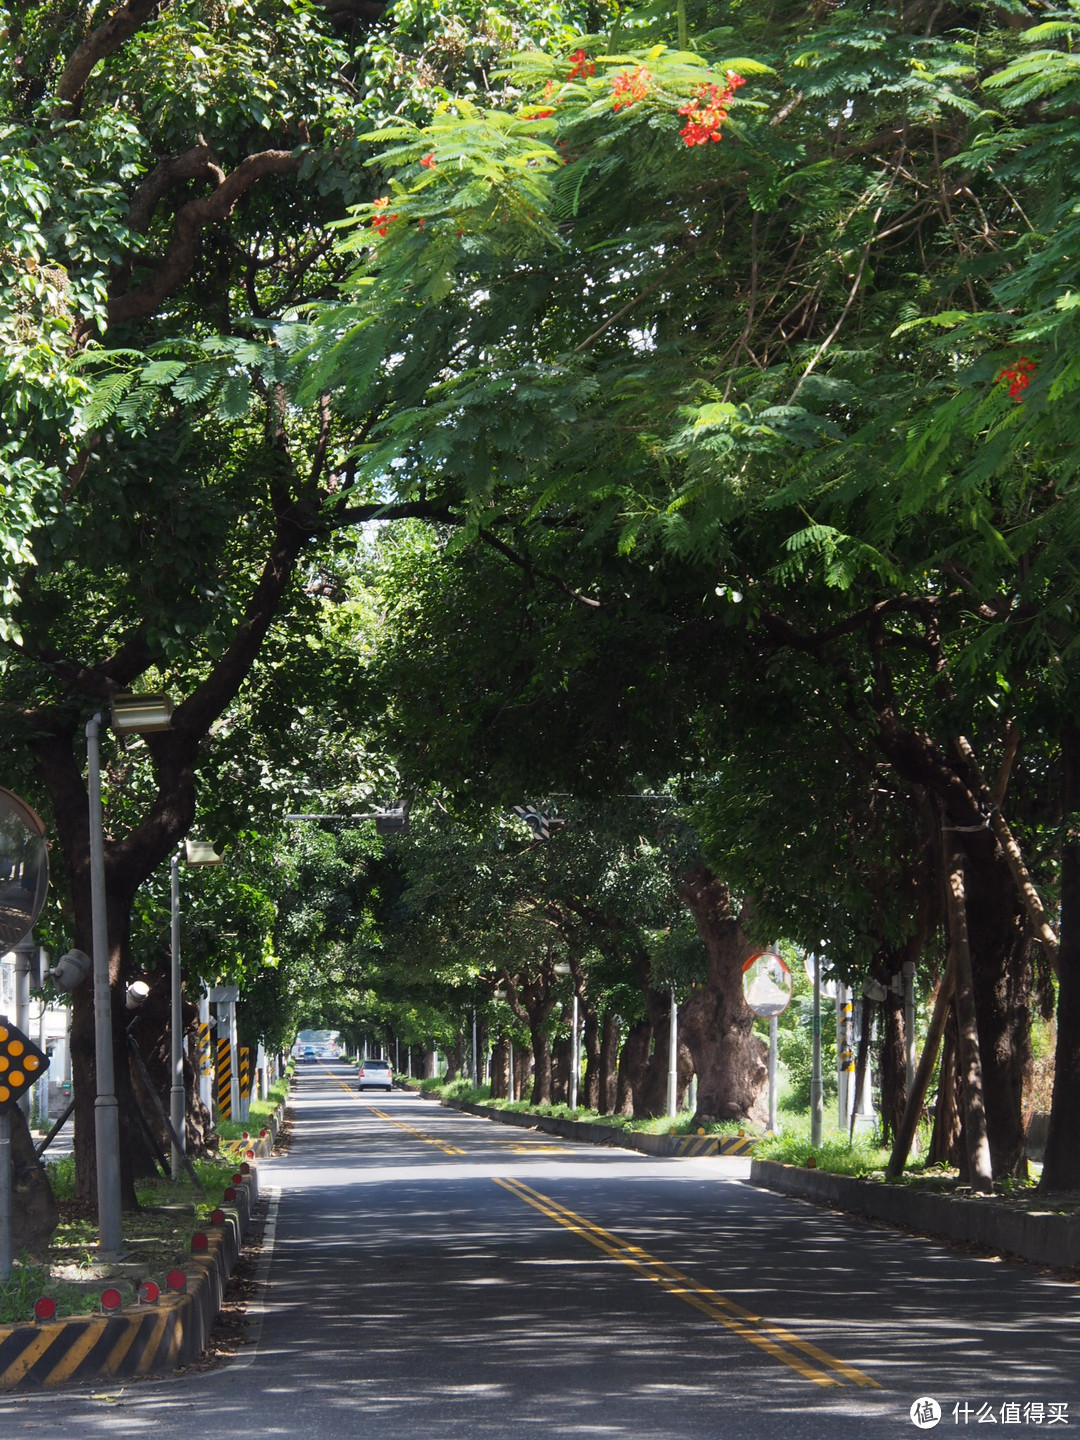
[357,1058,393,1091]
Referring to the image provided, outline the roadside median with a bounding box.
[410,1086,756,1158]
[0,1100,285,1392]
[749,1157,1080,1271]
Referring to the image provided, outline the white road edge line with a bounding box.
[227,1183,280,1369]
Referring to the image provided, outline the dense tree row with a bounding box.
[3,0,1080,1237]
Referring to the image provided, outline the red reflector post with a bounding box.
[246,1148,255,1159]
[166,1269,187,1292]
[100,1288,123,1314]
[231,1172,243,1184]
[191,1232,209,1252]
[211,1208,226,1225]
[138,1280,160,1304]
[33,1297,56,1322]
[223,1186,237,1201]
[240,1161,251,1174]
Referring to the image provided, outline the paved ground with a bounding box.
[3,1063,1077,1438]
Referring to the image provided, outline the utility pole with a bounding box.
[666,989,678,1118]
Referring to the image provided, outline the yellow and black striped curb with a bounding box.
[0,1170,257,1391]
[0,1149,273,1392]
[220,1098,285,1163]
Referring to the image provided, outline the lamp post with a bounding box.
[171,839,223,1179]
[810,953,823,1148]
[666,987,678,1119]
[553,963,575,1106]
[88,693,173,1258]
[570,990,579,1112]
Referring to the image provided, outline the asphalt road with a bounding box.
[3,1063,1077,1439]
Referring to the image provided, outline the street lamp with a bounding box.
[171,839,223,1179]
[88,692,173,1257]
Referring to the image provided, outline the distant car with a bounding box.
[357,1058,393,1091]
[302,1046,316,1063]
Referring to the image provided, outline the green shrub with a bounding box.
[755,1123,889,1176]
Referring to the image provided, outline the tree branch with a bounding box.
[57,0,165,106]
[126,141,226,233]
[478,530,604,609]
[108,149,304,327]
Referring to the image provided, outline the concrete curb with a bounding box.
[749,1158,1080,1270]
[405,1086,755,1158]
[0,1095,288,1392]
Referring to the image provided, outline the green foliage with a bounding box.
[754,1125,890,1177]
[0,1261,52,1325]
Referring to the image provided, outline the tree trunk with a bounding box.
[530,1030,552,1105]
[490,1037,510,1100]
[551,1036,571,1104]
[1042,721,1080,1190]
[962,850,1031,1179]
[873,721,1033,1177]
[677,863,768,1125]
[929,1016,963,1167]
[512,1043,532,1101]
[128,978,215,1165]
[581,1008,601,1112]
[879,984,907,1146]
[615,1020,651,1117]
[9,1104,59,1257]
[946,841,994,1192]
[445,1031,467,1084]
[598,1013,620,1114]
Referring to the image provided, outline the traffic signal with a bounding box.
[0,1022,49,1111]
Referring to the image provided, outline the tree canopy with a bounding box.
[6,0,1080,1200]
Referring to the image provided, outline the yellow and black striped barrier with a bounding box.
[670,1132,759,1157]
[216,1038,232,1118]
[198,1021,212,1078]
[238,1045,251,1100]
[717,1132,758,1156]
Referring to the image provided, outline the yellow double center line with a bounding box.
[495,1176,878,1391]
[368,1107,466,1156]
[315,1062,466,1155]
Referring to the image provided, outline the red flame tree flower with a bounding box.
[369,196,398,238]
[612,67,653,112]
[678,72,744,147]
[567,48,595,81]
[996,356,1036,402]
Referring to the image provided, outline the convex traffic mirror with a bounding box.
[0,788,49,952]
